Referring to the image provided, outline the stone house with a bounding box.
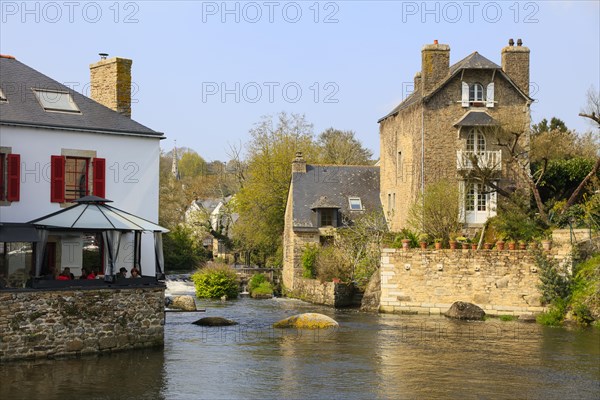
[379,39,532,231]
[282,152,381,291]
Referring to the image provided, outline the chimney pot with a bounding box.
[509,38,514,46]
[99,52,108,60]
[517,38,523,46]
[292,152,307,173]
[434,39,438,44]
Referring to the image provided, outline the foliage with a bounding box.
[535,250,571,305]
[570,255,600,323]
[191,263,239,299]
[536,299,567,327]
[531,117,568,136]
[248,273,268,292]
[537,158,599,204]
[499,315,518,321]
[489,195,547,241]
[163,225,208,271]
[408,179,462,244]
[301,244,319,278]
[178,150,207,179]
[232,112,318,264]
[251,282,274,297]
[315,245,351,283]
[392,229,419,248]
[316,128,373,165]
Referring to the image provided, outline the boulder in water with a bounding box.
[170,295,197,311]
[444,301,485,321]
[193,317,238,326]
[273,313,339,329]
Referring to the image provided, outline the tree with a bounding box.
[163,225,208,271]
[232,112,318,265]
[407,178,462,242]
[179,150,207,179]
[316,128,373,165]
[531,117,568,136]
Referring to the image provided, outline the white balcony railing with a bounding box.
[456,150,502,171]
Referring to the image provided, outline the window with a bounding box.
[462,82,494,107]
[469,83,484,102]
[50,155,105,203]
[0,88,7,103]
[320,209,335,227]
[397,151,402,180]
[0,150,20,202]
[349,197,363,210]
[466,129,486,153]
[33,89,80,113]
[466,184,487,212]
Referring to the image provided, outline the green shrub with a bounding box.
[535,250,570,304]
[392,229,419,248]
[163,225,209,271]
[248,273,268,292]
[301,244,319,279]
[316,245,351,283]
[251,281,273,297]
[191,263,239,299]
[499,315,517,321]
[536,299,567,326]
[570,255,600,324]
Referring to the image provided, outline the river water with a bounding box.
[1,284,599,400]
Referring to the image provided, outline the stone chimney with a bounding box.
[292,152,306,173]
[413,72,421,93]
[501,38,530,96]
[421,40,450,94]
[89,55,133,117]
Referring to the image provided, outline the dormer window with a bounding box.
[33,89,80,114]
[0,88,7,103]
[349,197,363,210]
[320,209,335,227]
[469,83,484,102]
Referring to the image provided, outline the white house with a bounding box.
[0,54,164,286]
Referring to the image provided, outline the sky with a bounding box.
[1,1,599,162]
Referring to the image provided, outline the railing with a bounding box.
[456,150,502,171]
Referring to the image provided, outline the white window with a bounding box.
[33,89,80,113]
[469,83,484,102]
[349,197,363,210]
[467,129,486,153]
[466,184,487,212]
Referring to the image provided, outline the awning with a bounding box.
[0,223,41,242]
[28,196,169,232]
[454,111,499,127]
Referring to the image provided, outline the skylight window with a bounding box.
[349,197,363,210]
[33,89,80,113]
[0,88,7,103]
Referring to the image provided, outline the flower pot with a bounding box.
[483,243,492,250]
[401,239,411,250]
[542,240,552,251]
[508,242,516,251]
[420,241,427,250]
[496,241,505,251]
[332,278,341,283]
[434,242,442,250]
[449,241,457,250]
[461,243,469,250]
[529,242,538,250]
[471,243,478,250]
[519,242,527,250]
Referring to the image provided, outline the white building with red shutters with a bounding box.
[0,54,164,285]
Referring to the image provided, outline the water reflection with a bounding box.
[1,298,599,400]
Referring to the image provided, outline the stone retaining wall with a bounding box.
[285,277,355,308]
[0,287,165,362]
[380,248,547,316]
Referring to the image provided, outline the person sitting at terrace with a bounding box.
[130,268,141,278]
[116,267,128,279]
[57,267,72,280]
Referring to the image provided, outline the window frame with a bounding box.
[64,157,90,202]
[0,87,7,103]
[320,209,335,227]
[32,89,81,114]
[348,197,363,211]
[466,128,486,153]
[469,83,485,103]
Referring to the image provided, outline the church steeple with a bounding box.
[171,141,180,180]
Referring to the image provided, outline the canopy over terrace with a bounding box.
[28,196,169,281]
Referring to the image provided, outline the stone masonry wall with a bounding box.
[380,248,547,316]
[286,277,354,308]
[0,287,164,362]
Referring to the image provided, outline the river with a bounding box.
[1,283,599,400]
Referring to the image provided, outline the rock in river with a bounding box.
[444,301,485,321]
[193,317,238,326]
[170,295,197,311]
[273,313,339,329]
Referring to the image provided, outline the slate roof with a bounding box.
[0,56,162,137]
[453,110,499,127]
[378,51,529,123]
[291,165,381,230]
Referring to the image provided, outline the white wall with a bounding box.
[0,125,162,276]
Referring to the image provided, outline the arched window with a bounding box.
[466,129,486,153]
[469,83,484,102]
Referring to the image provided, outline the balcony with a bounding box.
[456,150,502,171]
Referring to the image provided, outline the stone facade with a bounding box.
[90,56,133,117]
[0,287,164,361]
[379,247,546,316]
[379,40,532,231]
[285,277,355,308]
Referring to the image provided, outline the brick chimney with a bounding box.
[292,151,307,173]
[501,38,530,96]
[421,40,450,94]
[89,55,132,117]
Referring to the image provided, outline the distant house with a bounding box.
[378,40,532,231]
[282,152,381,291]
[186,196,238,262]
[0,54,164,285]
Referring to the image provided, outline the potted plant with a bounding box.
[434,238,443,250]
[418,233,429,249]
[401,238,411,250]
[507,239,517,251]
[529,240,539,250]
[457,236,469,250]
[518,240,527,250]
[542,236,552,251]
[483,242,493,250]
[496,239,505,251]
[449,233,458,250]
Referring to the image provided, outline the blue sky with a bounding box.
[1,1,598,162]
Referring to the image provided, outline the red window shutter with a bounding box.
[0,154,4,201]
[50,155,65,203]
[93,158,106,198]
[6,154,20,202]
